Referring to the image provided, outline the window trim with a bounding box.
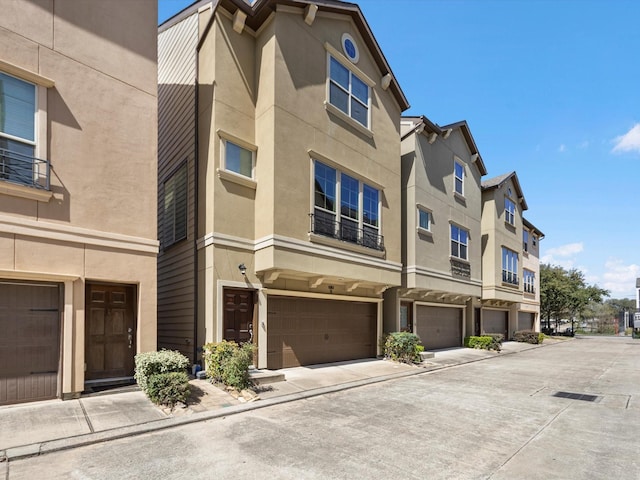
[162,162,188,249]
[523,268,535,294]
[450,223,469,261]
[311,158,382,251]
[0,69,50,195]
[501,246,519,286]
[416,204,432,235]
[505,196,516,226]
[216,129,257,189]
[325,43,374,134]
[453,159,465,198]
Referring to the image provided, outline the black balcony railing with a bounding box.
[502,270,519,285]
[524,283,535,294]
[310,212,384,251]
[0,148,50,190]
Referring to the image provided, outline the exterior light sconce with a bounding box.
[238,263,247,276]
[328,285,334,294]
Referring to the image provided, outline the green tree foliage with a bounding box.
[540,264,609,332]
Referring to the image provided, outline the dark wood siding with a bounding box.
[157,14,198,362]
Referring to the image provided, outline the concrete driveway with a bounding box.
[4,335,640,479]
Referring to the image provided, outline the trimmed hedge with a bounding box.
[203,340,255,390]
[147,372,191,407]
[383,332,422,364]
[513,330,543,344]
[134,349,190,394]
[464,335,502,351]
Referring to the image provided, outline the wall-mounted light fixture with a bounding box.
[238,263,247,276]
[328,285,334,294]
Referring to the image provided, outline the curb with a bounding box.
[2,340,562,462]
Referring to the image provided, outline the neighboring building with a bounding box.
[158,0,409,368]
[519,218,544,331]
[384,116,487,349]
[0,1,158,405]
[480,172,529,339]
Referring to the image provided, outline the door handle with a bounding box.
[128,333,133,349]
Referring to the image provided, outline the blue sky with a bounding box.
[159,0,640,299]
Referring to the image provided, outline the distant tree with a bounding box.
[540,264,609,333]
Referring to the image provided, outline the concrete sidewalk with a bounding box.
[0,340,562,461]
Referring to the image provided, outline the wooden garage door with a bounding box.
[267,297,377,369]
[415,306,462,350]
[484,309,509,338]
[517,312,535,331]
[0,282,61,405]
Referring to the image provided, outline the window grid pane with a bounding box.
[314,162,336,212]
[340,174,359,220]
[0,73,36,142]
[363,184,378,228]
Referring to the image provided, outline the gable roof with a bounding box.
[482,171,528,210]
[401,116,487,176]
[161,0,409,111]
[523,218,544,239]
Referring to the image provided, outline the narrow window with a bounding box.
[418,208,431,231]
[502,247,519,285]
[454,161,464,196]
[523,230,529,252]
[524,269,535,293]
[505,197,516,226]
[163,163,188,247]
[362,184,380,249]
[313,161,337,237]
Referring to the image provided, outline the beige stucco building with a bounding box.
[384,116,487,349]
[158,0,409,369]
[520,218,544,331]
[0,0,158,405]
[481,171,538,338]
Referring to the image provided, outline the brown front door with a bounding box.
[85,283,136,381]
[223,288,254,344]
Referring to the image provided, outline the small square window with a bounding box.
[224,141,254,178]
[418,208,431,231]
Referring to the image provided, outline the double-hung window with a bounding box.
[313,160,382,250]
[163,163,188,248]
[523,230,529,252]
[523,269,535,294]
[454,160,464,196]
[505,197,516,226]
[502,247,518,285]
[0,72,48,189]
[328,56,369,128]
[450,224,468,260]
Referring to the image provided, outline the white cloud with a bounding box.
[544,242,584,257]
[601,258,640,298]
[577,140,589,149]
[558,144,566,153]
[612,123,640,154]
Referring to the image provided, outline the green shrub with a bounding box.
[513,330,542,344]
[146,372,191,407]
[538,333,545,344]
[203,340,255,390]
[384,332,422,364]
[134,349,190,395]
[464,335,502,351]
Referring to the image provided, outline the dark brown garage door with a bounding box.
[484,309,509,339]
[517,312,535,331]
[415,305,462,350]
[267,296,377,369]
[0,282,61,406]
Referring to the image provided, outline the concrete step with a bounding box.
[249,369,286,385]
[419,351,435,361]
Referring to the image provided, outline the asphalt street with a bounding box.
[3,336,639,479]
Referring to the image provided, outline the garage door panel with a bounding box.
[484,310,509,338]
[518,312,534,331]
[416,306,462,350]
[267,297,376,369]
[0,283,61,405]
